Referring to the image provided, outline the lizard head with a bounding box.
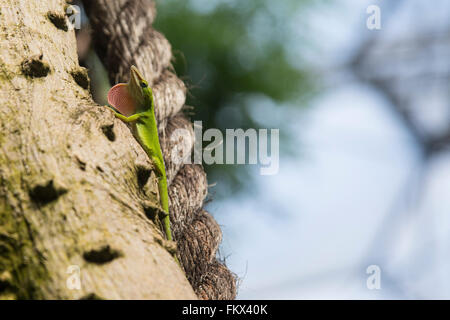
[107,65,150,116]
[128,65,148,107]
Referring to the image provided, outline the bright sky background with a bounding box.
[207,0,450,299]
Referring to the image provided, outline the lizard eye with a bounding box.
[140,81,148,88]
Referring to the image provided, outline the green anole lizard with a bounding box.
[107,66,174,244]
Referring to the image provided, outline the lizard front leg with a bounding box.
[113,112,142,123]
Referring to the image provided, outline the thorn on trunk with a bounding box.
[70,68,90,90]
[83,245,122,265]
[47,11,69,31]
[136,165,152,188]
[21,55,51,78]
[29,179,68,205]
[79,293,104,300]
[101,124,116,142]
[143,204,158,221]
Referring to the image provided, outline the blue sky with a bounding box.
[211,83,420,299]
[206,0,450,299]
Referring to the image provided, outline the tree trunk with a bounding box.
[0,0,197,299]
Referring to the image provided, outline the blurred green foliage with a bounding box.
[156,0,313,197]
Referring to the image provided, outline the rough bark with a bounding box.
[0,0,196,299]
[83,0,236,299]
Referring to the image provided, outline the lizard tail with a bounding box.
[159,176,180,265]
[158,176,172,241]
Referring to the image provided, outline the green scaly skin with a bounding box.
[114,103,172,242]
[111,67,174,245]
